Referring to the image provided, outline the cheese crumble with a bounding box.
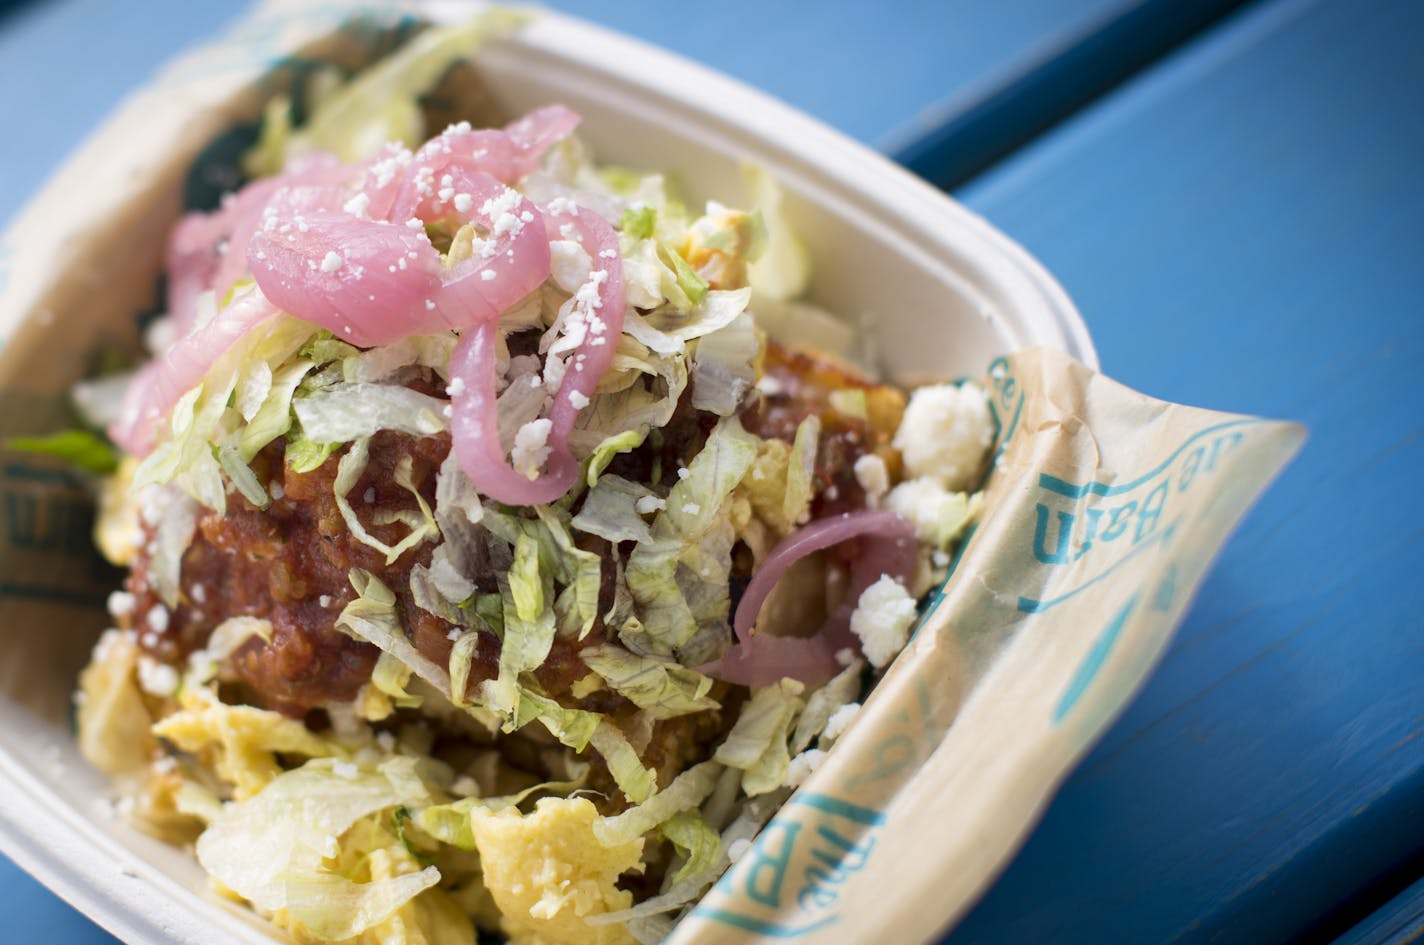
[850,576,918,669]
[892,382,994,491]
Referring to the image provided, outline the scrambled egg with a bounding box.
[468,797,643,945]
[153,687,339,799]
[94,456,142,567]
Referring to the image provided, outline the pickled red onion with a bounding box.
[703,510,919,686]
[247,172,549,347]
[448,319,577,505]
[446,200,624,505]
[415,105,581,187]
[109,288,279,455]
[541,203,625,446]
[126,107,605,498]
[166,154,348,334]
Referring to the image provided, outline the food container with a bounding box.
[0,3,1297,945]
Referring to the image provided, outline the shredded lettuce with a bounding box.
[195,757,437,941]
[281,868,442,942]
[334,440,439,564]
[240,357,313,460]
[285,434,339,473]
[150,489,199,607]
[413,777,586,851]
[294,382,447,444]
[508,686,600,752]
[337,570,453,697]
[690,312,760,416]
[372,652,423,710]
[254,12,527,170]
[734,414,819,539]
[660,810,723,884]
[134,310,319,513]
[489,533,558,715]
[661,244,709,306]
[624,416,759,657]
[588,721,658,804]
[218,444,270,508]
[791,660,865,753]
[581,645,719,720]
[713,679,805,796]
[620,205,658,241]
[584,429,648,486]
[447,629,482,709]
[593,760,723,847]
[571,474,656,544]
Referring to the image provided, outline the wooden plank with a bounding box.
[884,0,1253,187]
[0,0,1196,227]
[945,0,1424,942]
[1336,875,1424,945]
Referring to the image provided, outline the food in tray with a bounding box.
[47,16,994,945]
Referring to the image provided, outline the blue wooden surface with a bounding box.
[1336,875,1424,945]
[0,0,1146,228]
[4,0,1423,943]
[945,0,1424,942]
[0,0,1164,942]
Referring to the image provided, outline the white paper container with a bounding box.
[0,4,1094,943]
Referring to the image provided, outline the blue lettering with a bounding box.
[1135,481,1168,543]
[1033,504,1074,564]
[1074,507,1104,561]
[843,733,916,790]
[1179,446,1204,492]
[744,820,801,908]
[1100,501,1138,542]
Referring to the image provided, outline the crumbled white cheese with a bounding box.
[786,749,827,787]
[136,657,179,697]
[892,382,994,490]
[853,454,890,506]
[318,595,333,608]
[884,477,977,548]
[332,761,360,780]
[145,604,169,633]
[549,239,593,294]
[511,418,553,480]
[321,834,341,859]
[850,576,918,669]
[634,495,666,515]
[320,251,344,273]
[446,376,466,397]
[568,390,590,410]
[268,478,285,501]
[191,583,207,605]
[342,192,371,218]
[823,702,861,741]
[106,590,136,620]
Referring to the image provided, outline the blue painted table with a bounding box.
[2,0,1421,943]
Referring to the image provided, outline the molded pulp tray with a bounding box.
[0,3,1094,944]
